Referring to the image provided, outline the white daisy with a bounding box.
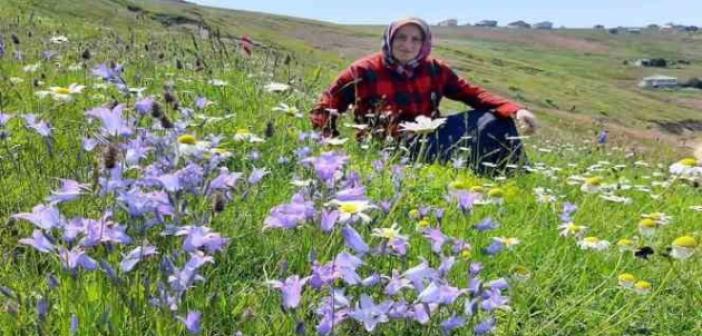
[634,280,652,295]
[193,113,236,125]
[264,82,291,93]
[321,137,348,146]
[494,237,521,249]
[272,103,301,117]
[671,236,697,260]
[577,236,610,251]
[128,87,147,98]
[669,158,702,177]
[641,212,672,226]
[634,185,652,193]
[637,218,658,237]
[567,175,586,186]
[233,129,264,143]
[616,238,636,252]
[343,123,369,131]
[398,115,446,134]
[50,35,69,44]
[208,147,232,159]
[326,200,375,223]
[23,63,41,73]
[558,222,588,238]
[207,79,229,87]
[618,273,636,288]
[290,179,313,187]
[371,223,408,241]
[599,194,631,204]
[580,176,604,193]
[37,83,85,102]
[177,134,211,157]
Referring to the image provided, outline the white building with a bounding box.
[638,75,678,89]
[436,19,458,27]
[534,21,554,30]
[507,20,531,29]
[475,20,498,27]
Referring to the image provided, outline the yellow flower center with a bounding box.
[634,280,651,290]
[460,249,472,259]
[567,223,585,233]
[178,134,197,145]
[618,273,636,283]
[211,148,229,155]
[638,218,657,228]
[236,128,251,136]
[617,239,633,247]
[680,158,698,167]
[417,219,430,229]
[339,203,360,214]
[513,265,530,276]
[583,236,599,244]
[53,87,71,94]
[470,186,484,193]
[672,235,698,248]
[585,176,603,186]
[487,188,504,198]
[408,209,420,219]
[375,228,398,240]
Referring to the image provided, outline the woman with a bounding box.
[310,17,537,173]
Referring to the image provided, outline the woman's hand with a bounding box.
[515,109,538,135]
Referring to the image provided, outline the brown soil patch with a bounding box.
[285,28,378,59]
[433,27,609,54]
[675,97,702,110]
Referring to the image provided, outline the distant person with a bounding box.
[309,17,537,173]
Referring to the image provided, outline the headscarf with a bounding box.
[381,17,433,78]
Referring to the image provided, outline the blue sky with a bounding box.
[189,0,700,27]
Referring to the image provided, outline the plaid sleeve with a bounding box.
[439,61,521,118]
[310,65,362,136]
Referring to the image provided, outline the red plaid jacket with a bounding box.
[310,52,522,137]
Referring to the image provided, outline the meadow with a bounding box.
[1,1,701,335]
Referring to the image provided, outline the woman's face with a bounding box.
[391,24,424,64]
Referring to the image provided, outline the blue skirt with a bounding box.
[408,110,527,175]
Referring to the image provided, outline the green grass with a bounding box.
[0,1,701,335]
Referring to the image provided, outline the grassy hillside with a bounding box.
[3,0,700,146]
[1,1,702,335]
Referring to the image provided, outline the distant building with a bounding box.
[660,23,676,32]
[534,21,553,30]
[634,58,667,67]
[661,23,698,32]
[626,28,642,34]
[507,20,531,29]
[475,20,498,27]
[594,24,605,30]
[638,75,678,89]
[646,24,660,30]
[436,19,458,27]
[633,59,649,67]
